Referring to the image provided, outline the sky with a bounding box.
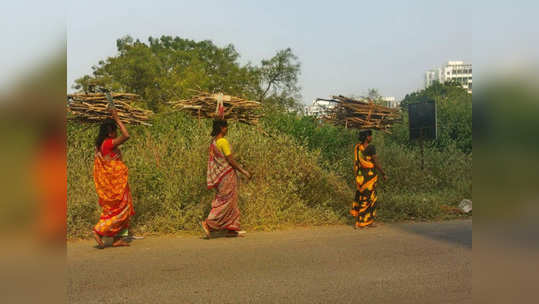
[0,1,64,92]
[64,1,532,104]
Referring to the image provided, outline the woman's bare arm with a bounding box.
[110,108,130,147]
[225,154,251,179]
[372,154,387,180]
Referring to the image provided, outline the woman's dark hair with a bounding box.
[211,119,228,137]
[95,118,117,149]
[358,130,372,143]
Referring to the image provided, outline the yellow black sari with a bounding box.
[350,143,378,228]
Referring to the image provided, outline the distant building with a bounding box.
[425,61,472,93]
[305,99,335,117]
[381,96,400,108]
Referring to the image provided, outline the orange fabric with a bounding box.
[356,218,374,227]
[93,154,134,237]
[359,175,378,192]
[354,144,374,169]
[35,137,67,242]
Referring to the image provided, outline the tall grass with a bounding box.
[67,112,350,238]
[67,111,471,239]
[263,111,472,222]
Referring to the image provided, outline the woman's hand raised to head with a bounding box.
[110,108,119,121]
[110,107,130,147]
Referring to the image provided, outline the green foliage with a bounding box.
[395,81,472,153]
[68,109,471,238]
[68,37,472,239]
[374,136,472,221]
[257,48,302,110]
[260,111,471,223]
[73,36,301,112]
[261,110,357,175]
[67,114,350,238]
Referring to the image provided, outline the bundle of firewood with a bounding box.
[167,91,263,125]
[317,95,401,132]
[67,93,153,126]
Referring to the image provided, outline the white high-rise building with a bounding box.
[382,96,400,108]
[425,61,472,93]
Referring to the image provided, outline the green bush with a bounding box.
[260,110,472,223]
[68,107,472,239]
[374,135,472,222]
[396,81,472,153]
[262,110,358,176]
[67,112,351,238]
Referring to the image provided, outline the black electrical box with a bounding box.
[409,100,437,141]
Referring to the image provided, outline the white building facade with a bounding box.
[305,99,336,117]
[425,61,472,93]
[382,96,400,108]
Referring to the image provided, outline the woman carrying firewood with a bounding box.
[92,108,134,248]
[201,119,251,238]
[350,130,387,229]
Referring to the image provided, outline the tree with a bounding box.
[367,88,388,106]
[73,35,258,111]
[257,48,301,110]
[73,36,302,112]
[400,80,465,110]
[394,81,472,153]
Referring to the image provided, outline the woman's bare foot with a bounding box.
[366,223,377,228]
[93,231,105,249]
[112,239,130,247]
[201,221,211,238]
[225,230,243,237]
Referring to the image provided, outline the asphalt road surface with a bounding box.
[68,220,471,303]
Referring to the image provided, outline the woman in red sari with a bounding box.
[201,119,251,238]
[93,108,134,248]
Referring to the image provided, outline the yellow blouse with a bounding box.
[216,138,232,156]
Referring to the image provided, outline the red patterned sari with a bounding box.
[204,139,241,231]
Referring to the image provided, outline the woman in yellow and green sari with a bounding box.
[350,130,387,229]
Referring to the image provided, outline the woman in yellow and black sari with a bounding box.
[350,130,387,229]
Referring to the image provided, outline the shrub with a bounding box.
[67,112,351,238]
[68,108,472,238]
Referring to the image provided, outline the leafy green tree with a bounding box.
[73,36,302,112]
[256,48,301,110]
[393,81,472,153]
[400,80,464,110]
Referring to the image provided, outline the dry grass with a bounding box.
[67,112,350,238]
[67,111,472,239]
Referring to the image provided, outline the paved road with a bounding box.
[68,220,471,303]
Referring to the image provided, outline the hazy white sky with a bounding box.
[64,1,533,103]
[0,1,64,92]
